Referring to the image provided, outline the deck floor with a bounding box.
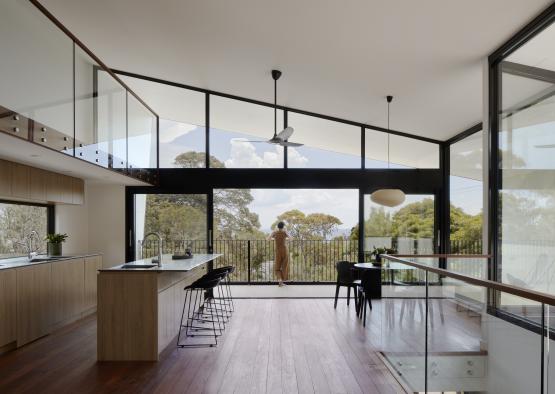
[0,298,410,394]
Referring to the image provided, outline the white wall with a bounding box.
[86,183,126,268]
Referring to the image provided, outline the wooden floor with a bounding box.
[0,299,406,394]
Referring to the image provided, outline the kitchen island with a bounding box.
[97,254,221,361]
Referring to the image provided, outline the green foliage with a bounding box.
[0,204,48,257]
[45,233,68,244]
[272,210,342,240]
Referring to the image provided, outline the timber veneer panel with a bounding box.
[29,167,47,201]
[0,159,84,205]
[16,263,52,346]
[0,160,12,196]
[0,269,16,347]
[51,258,85,327]
[84,255,102,311]
[11,163,30,199]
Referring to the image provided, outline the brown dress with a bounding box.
[272,230,289,280]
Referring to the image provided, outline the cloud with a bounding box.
[224,139,309,168]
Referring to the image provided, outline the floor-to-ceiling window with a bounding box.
[133,194,208,259]
[363,194,436,256]
[212,188,358,282]
[495,21,555,298]
[449,130,483,254]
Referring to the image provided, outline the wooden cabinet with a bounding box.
[0,160,12,196]
[51,258,85,326]
[29,167,47,201]
[0,269,17,348]
[11,163,30,199]
[72,177,85,205]
[84,255,102,311]
[16,263,52,347]
[0,159,84,205]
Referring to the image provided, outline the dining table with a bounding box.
[353,261,416,299]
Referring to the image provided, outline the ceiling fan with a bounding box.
[238,70,303,147]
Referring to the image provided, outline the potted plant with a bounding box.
[370,246,396,266]
[45,233,68,257]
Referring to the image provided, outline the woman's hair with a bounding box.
[277,221,285,229]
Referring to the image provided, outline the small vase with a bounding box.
[47,242,62,257]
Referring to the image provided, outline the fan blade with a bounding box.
[234,140,268,143]
[276,126,294,141]
[279,141,303,147]
[535,144,555,148]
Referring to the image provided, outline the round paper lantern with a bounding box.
[370,189,406,207]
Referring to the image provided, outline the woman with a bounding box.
[269,221,290,286]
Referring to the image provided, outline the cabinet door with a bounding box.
[46,172,62,202]
[11,163,30,199]
[0,269,17,347]
[72,177,85,205]
[29,167,47,201]
[84,256,100,311]
[0,159,12,197]
[60,176,73,204]
[16,263,52,346]
[51,259,84,325]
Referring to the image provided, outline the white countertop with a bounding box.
[101,253,222,272]
[0,253,102,270]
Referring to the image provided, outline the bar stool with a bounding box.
[210,266,235,312]
[202,270,232,322]
[177,276,223,348]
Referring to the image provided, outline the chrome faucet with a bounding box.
[143,232,163,267]
[17,230,41,260]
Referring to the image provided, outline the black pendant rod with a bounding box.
[271,70,282,138]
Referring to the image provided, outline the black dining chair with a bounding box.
[334,261,360,309]
[357,269,381,327]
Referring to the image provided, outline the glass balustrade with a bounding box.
[379,254,552,393]
[0,1,158,179]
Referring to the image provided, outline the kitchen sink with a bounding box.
[121,264,157,269]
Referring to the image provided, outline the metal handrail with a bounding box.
[382,254,555,306]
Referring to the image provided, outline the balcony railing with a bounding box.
[140,238,359,283]
[0,1,158,183]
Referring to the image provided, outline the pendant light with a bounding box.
[370,96,406,208]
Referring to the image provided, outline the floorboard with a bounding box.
[0,299,421,394]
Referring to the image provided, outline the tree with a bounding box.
[0,204,47,256]
[391,198,435,239]
[174,151,223,168]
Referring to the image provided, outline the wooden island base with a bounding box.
[97,256,216,361]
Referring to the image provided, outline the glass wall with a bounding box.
[210,97,284,168]
[120,76,206,168]
[0,1,158,175]
[287,113,360,168]
[0,0,73,154]
[365,129,440,169]
[449,130,483,254]
[497,20,555,297]
[0,202,48,259]
[363,194,436,256]
[134,194,207,259]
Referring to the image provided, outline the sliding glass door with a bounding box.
[133,193,208,259]
[362,194,437,258]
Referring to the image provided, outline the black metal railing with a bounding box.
[139,238,358,283]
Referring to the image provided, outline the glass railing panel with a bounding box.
[426,276,487,392]
[0,0,73,154]
[92,70,127,168]
[75,46,99,163]
[378,263,428,393]
[428,280,543,393]
[128,94,157,169]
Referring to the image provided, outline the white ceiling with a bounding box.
[40,0,553,141]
